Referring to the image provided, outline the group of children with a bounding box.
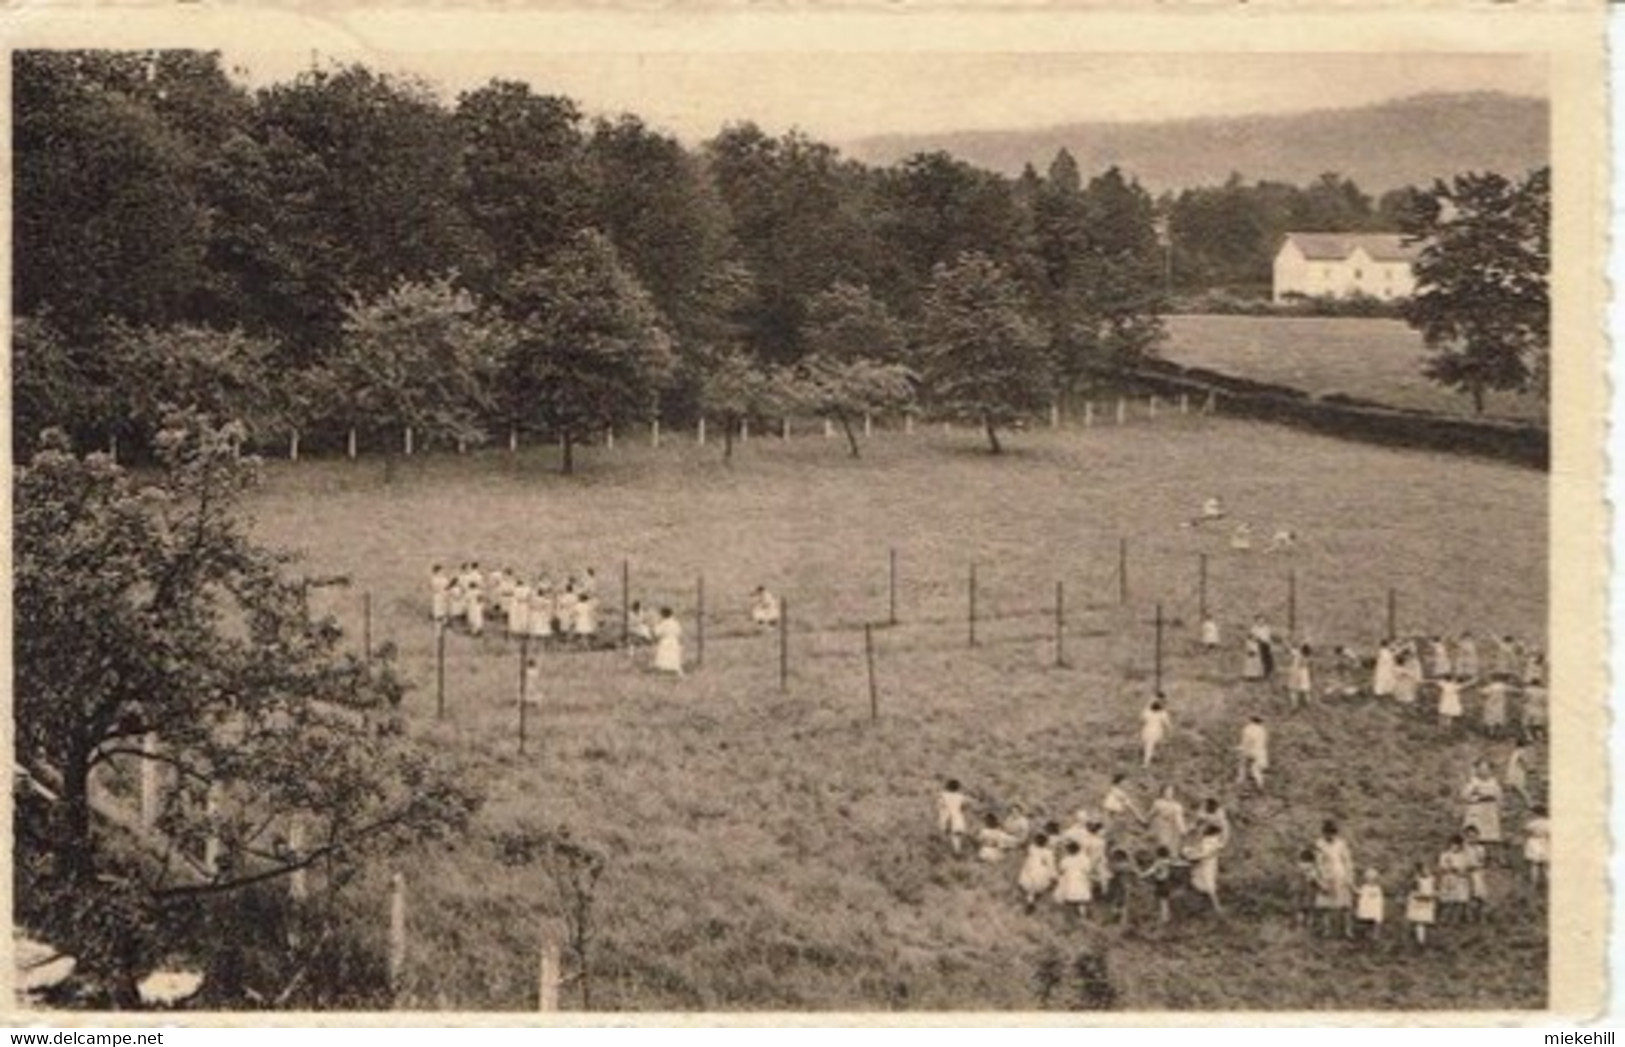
[937,766,1248,926]
[430,562,606,644]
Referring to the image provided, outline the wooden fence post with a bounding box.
[1199,552,1209,621]
[696,574,705,669]
[968,562,978,648]
[1118,537,1129,605]
[1055,581,1065,668]
[864,624,879,723]
[778,598,789,693]
[435,623,447,720]
[888,548,898,627]
[363,591,373,664]
[1386,588,1397,640]
[538,924,561,1013]
[1287,570,1298,638]
[621,559,631,645]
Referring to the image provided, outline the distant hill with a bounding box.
[846,92,1548,195]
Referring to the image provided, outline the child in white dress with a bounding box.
[1101,774,1145,831]
[937,779,970,856]
[1523,804,1550,887]
[1186,824,1225,914]
[1405,863,1436,945]
[509,580,533,638]
[1200,617,1220,650]
[1140,698,1173,767]
[976,812,1019,862]
[431,565,450,624]
[1054,839,1093,919]
[1287,644,1313,710]
[1354,868,1385,940]
[1018,833,1059,913]
[1238,716,1269,792]
[652,607,684,675]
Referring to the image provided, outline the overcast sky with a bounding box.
[222,47,1545,147]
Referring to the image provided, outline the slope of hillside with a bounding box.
[847,92,1548,193]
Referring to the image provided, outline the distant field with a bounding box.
[244,419,1548,1011]
[1160,315,1549,424]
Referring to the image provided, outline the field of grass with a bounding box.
[1159,315,1549,424]
[242,417,1548,1012]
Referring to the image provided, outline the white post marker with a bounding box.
[652,419,661,448]
[1085,402,1094,428]
[824,418,834,439]
[1050,402,1060,429]
[347,428,357,460]
[781,417,790,440]
[388,872,408,998]
[509,427,519,452]
[405,426,414,456]
[864,413,873,438]
[538,925,561,1012]
[741,418,749,442]
[698,416,706,446]
[606,426,614,450]
[139,731,161,830]
[904,414,914,435]
[1116,399,1126,426]
[288,430,299,462]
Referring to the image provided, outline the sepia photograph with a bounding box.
[6,5,1609,1022]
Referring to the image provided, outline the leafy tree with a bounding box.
[506,230,676,474]
[455,80,596,297]
[14,414,480,1006]
[797,282,915,457]
[101,323,287,447]
[324,277,511,456]
[1401,167,1550,413]
[692,348,786,463]
[13,313,98,457]
[14,51,213,341]
[916,252,1051,454]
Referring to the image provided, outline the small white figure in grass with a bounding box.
[1201,496,1226,523]
[627,600,654,644]
[1139,846,1178,925]
[1017,832,1059,914]
[1522,647,1545,687]
[430,564,450,625]
[1200,616,1220,650]
[1078,820,1110,896]
[1250,617,1276,678]
[1184,823,1226,914]
[1435,674,1470,730]
[1495,634,1524,678]
[1313,820,1356,939]
[652,606,684,676]
[1462,826,1489,922]
[1436,834,1473,925]
[1229,523,1253,552]
[1405,862,1438,946]
[1480,675,1510,738]
[1523,804,1550,888]
[1372,640,1398,699]
[936,778,970,856]
[1287,643,1313,710]
[1237,715,1270,792]
[1460,760,1504,865]
[509,577,533,639]
[1266,528,1297,553]
[750,586,781,628]
[496,567,516,622]
[1147,785,1188,857]
[975,811,1021,862]
[1101,773,1146,831]
[1354,868,1385,941]
[572,591,599,643]
[555,580,577,638]
[1505,738,1533,807]
[1519,681,1548,742]
[1139,695,1173,767]
[448,564,469,622]
[1427,635,1454,680]
[1054,839,1093,921]
[528,582,554,640]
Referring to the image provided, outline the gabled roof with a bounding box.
[1281,233,1425,263]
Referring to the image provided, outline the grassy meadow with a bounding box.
[1160,315,1550,424]
[242,415,1548,1012]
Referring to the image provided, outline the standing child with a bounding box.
[1140,697,1173,767]
[1405,863,1437,946]
[1394,650,1422,708]
[1461,760,1504,866]
[510,578,533,640]
[466,583,486,637]
[1436,675,1468,731]
[431,565,450,625]
[1456,631,1481,679]
[1185,824,1226,914]
[1003,803,1033,844]
[1103,848,1135,924]
[1372,640,1397,699]
[1354,868,1385,941]
[1314,821,1356,939]
[528,583,554,641]
[1295,848,1320,929]
[1238,716,1270,792]
[1148,785,1188,857]
[1462,826,1489,922]
[1519,682,1548,742]
[1287,643,1313,710]
[1437,835,1472,925]
[1506,738,1533,807]
[936,779,970,856]
[1140,846,1177,925]
[652,607,684,675]
[1523,804,1551,888]
[1054,840,1093,921]
[1018,833,1059,913]
[1201,617,1221,650]
[1195,798,1232,848]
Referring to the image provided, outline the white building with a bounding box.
[1272,232,1423,303]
